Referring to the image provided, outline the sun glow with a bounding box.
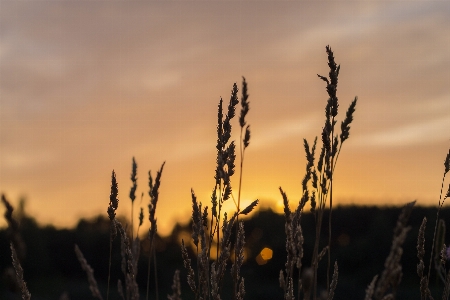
[256,247,273,265]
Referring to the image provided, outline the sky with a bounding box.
[0,1,449,236]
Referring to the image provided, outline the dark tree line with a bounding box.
[1,204,449,300]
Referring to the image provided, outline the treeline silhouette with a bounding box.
[1,203,449,300]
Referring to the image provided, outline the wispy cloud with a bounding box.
[353,116,449,147]
[252,116,320,149]
[0,151,56,170]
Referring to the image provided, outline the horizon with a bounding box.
[0,196,444,238]
[1,1,449,236]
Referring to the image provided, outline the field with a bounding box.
[1,47,449,300]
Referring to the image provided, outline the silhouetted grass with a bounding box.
[1,46,449,300]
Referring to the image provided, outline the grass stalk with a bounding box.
[280,45,356,300]
[418,148,450,299]
[182,80,257,300]
[75,244,103,300]
[153,246,159,300]
[130,157,138,241]
[107,170,119,300]
[233,76,251,299]
[427,152,450,283]
[10,242,31,300]
[146,250,151,300]
[107,238,112,300]
[146,162,165,300]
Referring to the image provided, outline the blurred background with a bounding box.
[1,1,450,299]
[1,201,450,299]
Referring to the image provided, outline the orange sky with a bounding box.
[0,1,449,236]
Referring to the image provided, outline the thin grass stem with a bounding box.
[107,239,112,300]
[146,244,152,300]
[327,119,335,290]
[427,170,448,283]
[153,246,159,300]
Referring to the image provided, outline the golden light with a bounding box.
[260,247,273,260]
[210,244,218,260]
[177,230,192,245]
[256,247,273,265]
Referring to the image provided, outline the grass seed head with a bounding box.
[129,157,137,203]
[240,200,259,215]
[445,148,450,175]
[191,189,200,247]
[74,244,103,300]
[243,125,251,149]
[108,170,119,221]
[10,243,31,300]
[440,244,447,266]
[138,208,144,227]
[168,270,182,300]
[327,261,339,300]
[340,97,357,143]
[239,77,249,128]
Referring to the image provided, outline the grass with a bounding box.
[2,46,450,300]
[278,45,357,300]
[416,150,450,300]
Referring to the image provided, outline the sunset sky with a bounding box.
[1,1,449,236]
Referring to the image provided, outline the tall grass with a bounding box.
[2,45,450,300]
[279,45,357,300]
[180,77,258,300]
[416,150,450,300]
[2,195,31,300]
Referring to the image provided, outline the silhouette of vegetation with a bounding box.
[2,202,450,299]
[1,47,449,300]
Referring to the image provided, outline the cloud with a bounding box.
[410,94,450,115]
[252,116,320,149]
[353,116,450,147]
[0,151,56,170]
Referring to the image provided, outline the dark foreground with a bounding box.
[1,205,448,300]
